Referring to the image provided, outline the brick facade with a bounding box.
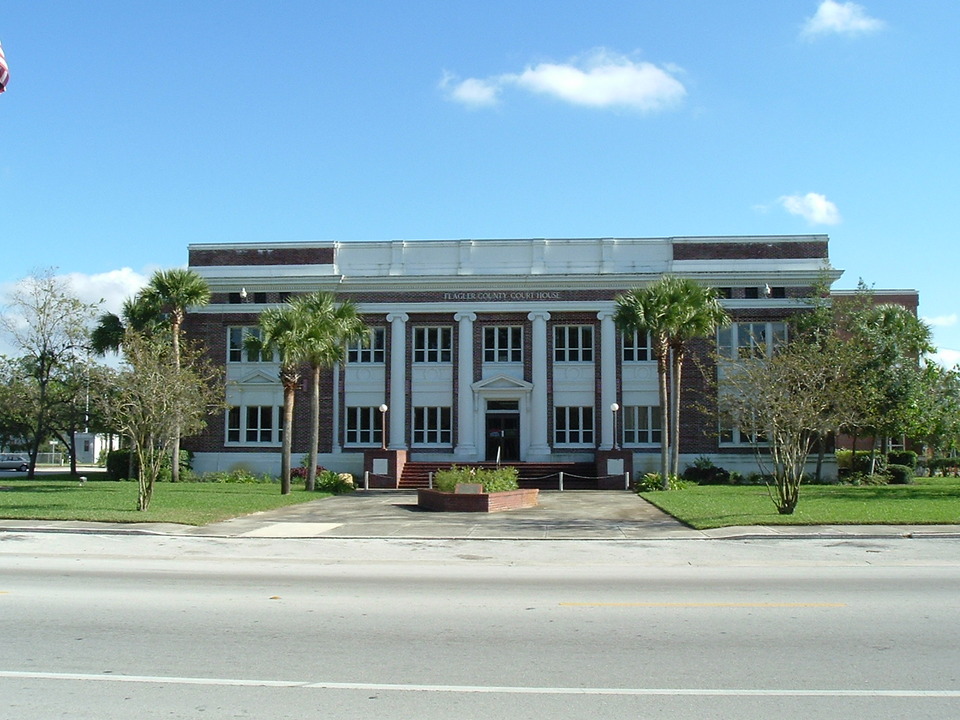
[184,235,871,478]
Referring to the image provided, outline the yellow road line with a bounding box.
[560,602,846,608]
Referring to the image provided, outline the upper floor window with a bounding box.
[348,328,386,364]
[484,326,523,363]
[717,322,787,360]
[622,330,654,362]
[227,327,274,363]
[414,327,452,363]
[554,325,594,363]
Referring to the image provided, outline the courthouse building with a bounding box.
[184,235,844,481]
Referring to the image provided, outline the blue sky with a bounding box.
[1,1,958,361]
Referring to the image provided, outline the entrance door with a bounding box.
[485,401,520,462]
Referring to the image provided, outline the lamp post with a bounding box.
[610,402,620,451]
[379,404,389,450]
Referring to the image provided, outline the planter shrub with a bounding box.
[434,466,519,493]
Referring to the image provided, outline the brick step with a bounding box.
[398,462,597,490]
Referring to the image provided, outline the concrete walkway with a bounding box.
[2,490,958,540]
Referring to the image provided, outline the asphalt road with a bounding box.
[1,533,959,719]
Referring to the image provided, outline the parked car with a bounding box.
[0,454,29,471]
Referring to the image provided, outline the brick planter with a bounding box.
[417,488,539,513]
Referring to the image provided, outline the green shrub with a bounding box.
[887,451,917,469]
[105,449,133,480]
[835,449,882,474]
[434,465,519,493]
[315,470,355,494]
[199,469,277,484]
[635,472,686,492]
[928,457,960,476]
[844,471,889,486]
[886,463,914,485]
[682,457,731,485]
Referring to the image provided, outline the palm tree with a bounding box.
[615,283,673,483]
[293,292,368,490]
[615,276,729,486]
[90,295,164,356]
[139,269,211,482]
[245,304,308,495]
[661,278,729,477]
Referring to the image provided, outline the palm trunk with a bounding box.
[306,365,321,491]
[656,345,671,488]
[170,317,182,483]
[670,348,685,478]
[280,385,295,495]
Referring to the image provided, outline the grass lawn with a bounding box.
[640,477,960,530]
[0,472,326,525]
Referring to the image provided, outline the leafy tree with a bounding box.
[0,270,98,477]
[0,356,35,451]
[139,268,211,482]
[615,276,728,485]
[915,361,960,457]
[719,333,862,514]
[98,333,221,510]
[845,303,933,465]
[293,292,368,491]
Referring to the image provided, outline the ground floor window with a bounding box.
[623,405,661,445]
[719,421,766,446]
[226,405,283,445]
[554,406,594,445]
[344,406,384,446]
[413,406,452,445]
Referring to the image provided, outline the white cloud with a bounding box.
[802,1,885,39]
[439,72,500,108]
[779,192,842,225]
[442,50,686,112]
[923,314,958,329]
[61,267,150,315]
[929,348,960,370]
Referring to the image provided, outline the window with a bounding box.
[623,406,661,445]
[717,322,787,359]
[744,287,759,299]
[226,405,282,444]
[622,331,654,362]
[554,406,594,445]
[484,326,523,363]
[413,327,452,363]
[554,325,594,362]
[413,406,452,445]
[348,328,385,364]
[344,406,384,446]
[719,420,766,446]
[227,327,274,363]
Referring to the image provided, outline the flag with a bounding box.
[0,40,9,94]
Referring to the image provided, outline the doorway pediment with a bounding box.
[472,374,533,393]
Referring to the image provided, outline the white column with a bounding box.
[332,362,341,453]
[454,312,477,458]
[527,311,551,457]
[598,310,617,450]
[386,312,408,449]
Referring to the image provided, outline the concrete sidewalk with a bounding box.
[2,490,958,540]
